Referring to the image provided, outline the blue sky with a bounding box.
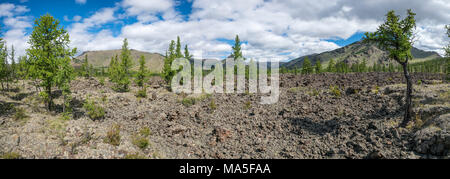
[0,0,448,61]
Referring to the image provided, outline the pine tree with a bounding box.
[26,14,76,110]
[301,57,313,74]
[315,60,322,74]
[364,9,416,127]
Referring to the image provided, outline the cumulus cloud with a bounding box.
[1,0,450,62]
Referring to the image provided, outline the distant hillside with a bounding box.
[282,40,441,69]
[73,49,165,73]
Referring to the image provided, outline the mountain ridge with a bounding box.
[282,40,441,69]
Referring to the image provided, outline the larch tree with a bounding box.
[327,59,336,72]
[232,35,243,60]
[184,44,192,60]
[0,32,7,90]
[136,55,147,88]
[315,60,322,74]
[445,25,450,57]
[364,9,416,127]
[10,45,16,82]
[301,57,313,74]
[26,14,77,110]
[163,40,176,83]
[81,54,90,78]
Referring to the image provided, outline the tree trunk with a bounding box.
[401,62,413,127]
[46,85,52,111]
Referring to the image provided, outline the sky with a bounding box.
[0,0,449,62]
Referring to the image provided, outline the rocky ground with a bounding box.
[0,72,448,159]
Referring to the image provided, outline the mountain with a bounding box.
[282,40,441,69]
[73,49,165,73]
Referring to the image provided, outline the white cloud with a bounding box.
[4,0,448,62]
[75,0,87,5]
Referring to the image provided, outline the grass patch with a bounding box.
[0,152,22,159]
[104,124,121,146]
[124,153,147,159]
[139,127,151,137]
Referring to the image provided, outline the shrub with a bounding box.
[244,101,251,110]
[132,136,149,149]
[417,80,422,85]
[329,85,341,97]
[139,127,151,137]
[182,97,196,107]
[83,97,105,120]
[13,107,28,121]
[136,87,147,98]
[209,99,217,110]
[104,124,121,146]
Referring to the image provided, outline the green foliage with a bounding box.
[209,98,217,110]
[13,107,28,121]
[109,39,132,92]
[232,35,243,60]
[104,124,120,146]
[135,55,147,88]
[26,14,76,110]
[182,97,196,107]
[329,85,341,97]
[0,152,22,159]
[80,54,90,78]
[364,10,416,64]
[139,127,151,137]
[162,40,176,83]
[132,135,149,150]
[327,59,336,72]
[244,100,251,110]
[315,60,322,73]
[136,86,147,98]
[445,25,450,58]
[83,96,105,120]
[184,44,192,59]
[301,57,313,74]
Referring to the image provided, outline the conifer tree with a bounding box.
[364,9,417,126]
[26,14,76,110]
[327,59,336,72]
[136,55,147,88]
[315,60,322,74]
[0,36,6,90]
[176,36,183,58]
[301,57,313,74]
[184,44,192,60]
[10,45,16,82]
[445,25,450,57]
[111,38,132,92]
[163,40,176,83]
[232,35,243,60]
[81,54,90,78]
[56,57,74,113]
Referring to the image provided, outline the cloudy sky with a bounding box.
[0,0,449,61]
